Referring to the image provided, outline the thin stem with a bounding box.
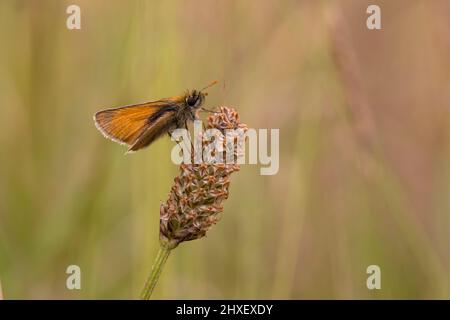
[141,244,172,300]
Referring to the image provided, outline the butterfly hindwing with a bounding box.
[128,110,177,152]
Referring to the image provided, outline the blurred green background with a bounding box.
[0,0,449,299]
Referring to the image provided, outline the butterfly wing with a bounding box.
[128,109,177,152]
[93,101,177,151]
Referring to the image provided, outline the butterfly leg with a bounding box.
[200,107,218,113]
[184,121,195,154]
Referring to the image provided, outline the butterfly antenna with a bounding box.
[200,80,219,93]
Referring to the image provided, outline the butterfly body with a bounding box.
[94,87,211,153]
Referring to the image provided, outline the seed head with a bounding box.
[159,107,247,248]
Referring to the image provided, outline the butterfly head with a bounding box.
[185,89,206,109]
[185,80,218,109]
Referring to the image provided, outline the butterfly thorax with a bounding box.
[171,90,204,126]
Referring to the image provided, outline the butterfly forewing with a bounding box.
[94,101,171,147]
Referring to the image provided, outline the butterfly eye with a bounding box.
[186,95,197,106]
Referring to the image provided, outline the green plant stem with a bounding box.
[141,244,172,300]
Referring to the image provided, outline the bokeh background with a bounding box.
[0,0,449,299]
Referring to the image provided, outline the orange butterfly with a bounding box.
[94,81,218,153]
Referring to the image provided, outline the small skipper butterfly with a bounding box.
[94,81,218,153]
